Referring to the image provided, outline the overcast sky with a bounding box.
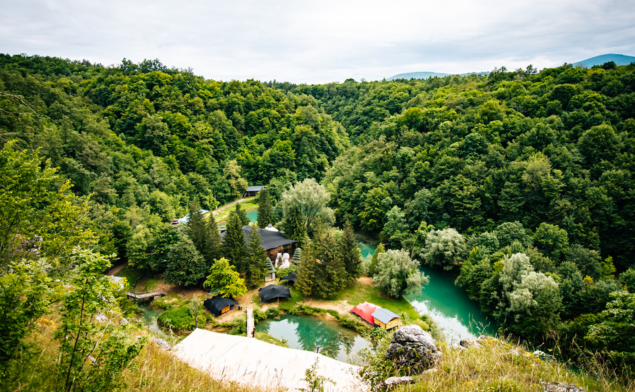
[1,0,634,83]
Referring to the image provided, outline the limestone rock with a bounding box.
[541,382,587,392]
[120,317,129,325]
[153,338,171,351]
[384,376,413,389]
[384,325,441,373]
[459,339,482,348]
[95,314,108,323]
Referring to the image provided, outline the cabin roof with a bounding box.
[246,185,265,192]
[371,308,400,324]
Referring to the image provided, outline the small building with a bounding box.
[280,271,298,285]
[371,308,401,330]
[240,225,297,259]
[204,296,239,317]
[244,185,266,197]
[350,302,379,325]
[259,285,291,304]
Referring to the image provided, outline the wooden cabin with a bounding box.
[371,308,401,330]
[244,185,266,197]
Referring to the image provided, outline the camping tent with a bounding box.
[280,271,298,284]
[259,285,291,303]
[204,296,239,317]
[172,329,367,391]
[350,302,378,324]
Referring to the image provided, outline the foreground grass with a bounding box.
[402,337,634,392]
[332,281,421,319]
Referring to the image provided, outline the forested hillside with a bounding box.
[273,61,635,369]
[0,54,349,259]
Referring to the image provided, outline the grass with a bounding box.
[331,281,421,319]
[115,265,142,288]
[153,294,187,309]
[254,331,289,347]
[403,337,635,392]
[211,196,258,224]
[145,278,160,292]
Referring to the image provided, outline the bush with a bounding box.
[157,305,207,331]
[228,315,246,335]
[153,294,185,309]
[338,313,368,333]
[276,264,296,279]
[326,309,340,319]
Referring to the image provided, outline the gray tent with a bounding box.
[259,285,291,304]
[280,271,298,284]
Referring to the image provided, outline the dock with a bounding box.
[126,291,167,300]
[246,307,254,338]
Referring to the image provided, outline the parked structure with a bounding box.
[259,285,291,304]
[204,296,239,317]
[371,308,402,330]
[244,185,265,197]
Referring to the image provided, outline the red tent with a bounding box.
[350,302,378,324]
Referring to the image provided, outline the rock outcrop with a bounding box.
[384,376,413,390]
[153,338,171,351]
[384,325,441,373]
[541,382,587,392]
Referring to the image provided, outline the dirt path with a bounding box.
[209,198,245,216]
[106,262,128,276]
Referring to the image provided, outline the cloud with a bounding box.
[1,0,634,83]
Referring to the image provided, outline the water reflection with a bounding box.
[255,315,370,364]
[246,210,258,223]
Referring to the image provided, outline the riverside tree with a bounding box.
[279,178,335,232]
[339,220,362,284]
[373,249,430,298]
[163,232,207,287]
[204,258,247,298]
[257,188,274,228]
[246,225,267,287]
[420,228,467,270]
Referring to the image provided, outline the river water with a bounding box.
[356,236,496,343]
[246,209,258,222]
[255,314,371,364]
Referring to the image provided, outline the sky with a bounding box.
[1,0,634,84]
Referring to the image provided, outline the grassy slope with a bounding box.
[211,197,258,225]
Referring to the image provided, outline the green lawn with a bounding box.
[211,197,258,224]
[145,278,160,292]
[332,282,421,319]
[115,266,142,288]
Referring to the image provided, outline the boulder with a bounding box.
[384,325,441,373]
[541,382,587,392]
[384,376,413,389]
[95,314,108,323]
[153,338,171,351]
[459,339,482,348]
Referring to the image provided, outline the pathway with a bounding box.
[246,307,254,338]
[106,261,128,276]
[209,198,245,216]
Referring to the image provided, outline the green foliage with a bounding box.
[621,268,635,292]
[222,210,248,270]
[368,243,385,277]
[534,223,569,262]
[296,238,317,297]
[373,249,430,298]
[421,228,467,270]
[163,232,207,287]
[203,257,247,298]
[257,189,274,228]
[313,232,347,298]
[246,225,267,287]
[291,247,302,264]
[279,178,334,233]
[300,359,335,392]
[157,303,207,331]
[339,220,362,284]
[283,203,306,244]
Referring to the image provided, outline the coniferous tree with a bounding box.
[314,232,346,298]
[204,212,223,267]
[246,225,267,287]
[264,257,276,279]
[257,189,274,228]
[295,236,316,297]
[292,248,302,265]
[369,243,385,277]
[188,199,207,254]
[283,204,306,244]
[164,233,207,287]
[223,211,248,271]
[235,203,250,226]
[339,220,361,284]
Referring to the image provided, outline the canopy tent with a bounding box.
[259,285,291,303]
[350,302,378,324]
[172,329,367,391]
[204,296,239,317]
[280,271,298,283]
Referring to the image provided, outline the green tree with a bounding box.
[534,223,569,262]
[314,232,346,298]
[147,223,180,272]
[279,178,334,232]
[203,212,223,266]
[373,249,429,298]
[420,228,467,270]
[620,268,635,292]
[126,224,153,271]
[566,244,603,281]
[204,258,247,298]
[283,204,306,244]
[381,206,408,248]
[224,160,248,198]
[339,220,361,284]
[495,221,533,248]
[368,243,385,277]
[296,237,317,297]
[257,188,274,228]
[235,203,251,226]
[189,294,201,329]
[187,199,207,254]
[222,211,248,271]
[291,247,302,265]
[163,233,207,287]
[246,225,267,287]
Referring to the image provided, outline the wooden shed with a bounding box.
[371,308,401,330]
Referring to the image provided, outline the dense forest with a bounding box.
[2,53,635,386]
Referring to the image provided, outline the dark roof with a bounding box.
[280,271,298,282]
[371,308,400,324]
[204,296,239,316]
[247,186,266,192]
[242,226,297,250]
[259,285,291,303]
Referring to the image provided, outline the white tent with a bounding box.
[172,329,368,391]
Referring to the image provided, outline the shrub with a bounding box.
[338,313,367,333]
[157,305,207,331]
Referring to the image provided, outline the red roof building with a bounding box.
[350,302,379,324]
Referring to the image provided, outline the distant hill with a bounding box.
[573,54,635,68]
[387,71,488,81]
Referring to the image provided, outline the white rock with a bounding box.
[153,338,171,351]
